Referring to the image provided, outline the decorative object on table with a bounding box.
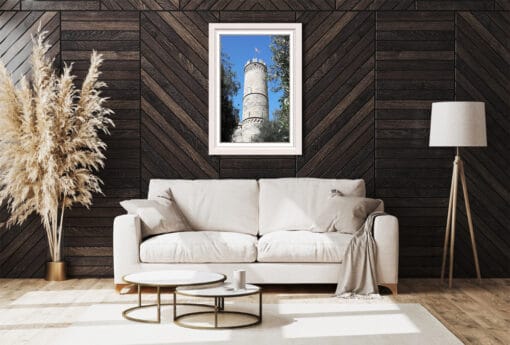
[429,101,486,288]
[233,269,247,290]
[174,283,262,329]
[122,270,226,324]
[0,31,113,281]
[208,23,302,155]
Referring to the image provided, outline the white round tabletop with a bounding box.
[176,283,260,297]
[123,270,226,287]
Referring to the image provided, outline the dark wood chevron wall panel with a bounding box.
[416,1,494,10]
[181,0,335,10]
[0,1,509,278]
[0,0,19,10]
[336,0,415,10]
[101,0,178,10]
[60,11,140,277]
[376,11,455,277]
[296,11,375,195]
[0,11,59,84]
[455,11,510,277]
[140,11,219,195]
[496,0,510,9]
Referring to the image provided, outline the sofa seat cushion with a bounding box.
[257,231,352,263]
[140,231,257,263]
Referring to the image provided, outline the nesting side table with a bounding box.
[174,283,262,329]
[122,270,226,323]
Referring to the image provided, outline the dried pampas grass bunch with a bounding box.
[0,31,113,262]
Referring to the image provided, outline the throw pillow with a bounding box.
[120,189,192,238]
[315,193,382,234]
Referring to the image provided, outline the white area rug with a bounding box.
[54,302,462,345]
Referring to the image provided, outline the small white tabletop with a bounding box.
[123,270,226,287]
[176,283,260,297]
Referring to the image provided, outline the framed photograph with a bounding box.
[209,23,302,155]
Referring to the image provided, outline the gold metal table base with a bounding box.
[173,291,263,329]
[123,303,173,324]
[121,284,213,324]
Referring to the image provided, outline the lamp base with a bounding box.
[45,261,67,281]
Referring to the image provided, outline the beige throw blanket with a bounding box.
[336,211,386,297]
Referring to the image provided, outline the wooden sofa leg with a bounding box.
[115,284,136,294]
[380,283,398,296]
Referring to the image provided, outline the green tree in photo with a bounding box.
[253,118,285,142]
[220,53,240,142]
[257,35,290,142]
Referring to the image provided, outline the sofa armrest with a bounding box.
[113,214,141,284]
[373,214,399,286]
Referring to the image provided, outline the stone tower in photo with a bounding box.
[232,58,269,142]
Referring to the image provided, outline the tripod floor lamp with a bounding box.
[429,102,486,288]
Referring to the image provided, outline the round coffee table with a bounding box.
[122,270,226,323]
[173,283,262,329]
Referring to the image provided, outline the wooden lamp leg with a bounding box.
[448,156,460,288]
[458,160,482,282]
[441,162,456,282]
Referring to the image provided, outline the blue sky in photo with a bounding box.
[221,34,283,121]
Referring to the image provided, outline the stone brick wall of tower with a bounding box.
[242,62,269,121]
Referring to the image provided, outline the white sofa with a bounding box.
[113,178,399,294]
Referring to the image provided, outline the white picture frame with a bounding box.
[208,23,302,155]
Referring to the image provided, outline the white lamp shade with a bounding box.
[429,102,487,147]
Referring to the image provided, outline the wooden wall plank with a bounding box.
[416,1,495,10]
[495,0,510,9]
[101,0,178,10]
[336,0,415,10]
[21,0,100,10]
[220,157,296,178]
[0,0,19,10]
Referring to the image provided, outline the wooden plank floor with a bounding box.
[0,278,508,344]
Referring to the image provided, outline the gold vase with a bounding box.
[45,261,67,281]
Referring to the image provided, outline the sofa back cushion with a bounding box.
[258,178,366,235]
[148,179,258,235]
[120,189,192,239]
